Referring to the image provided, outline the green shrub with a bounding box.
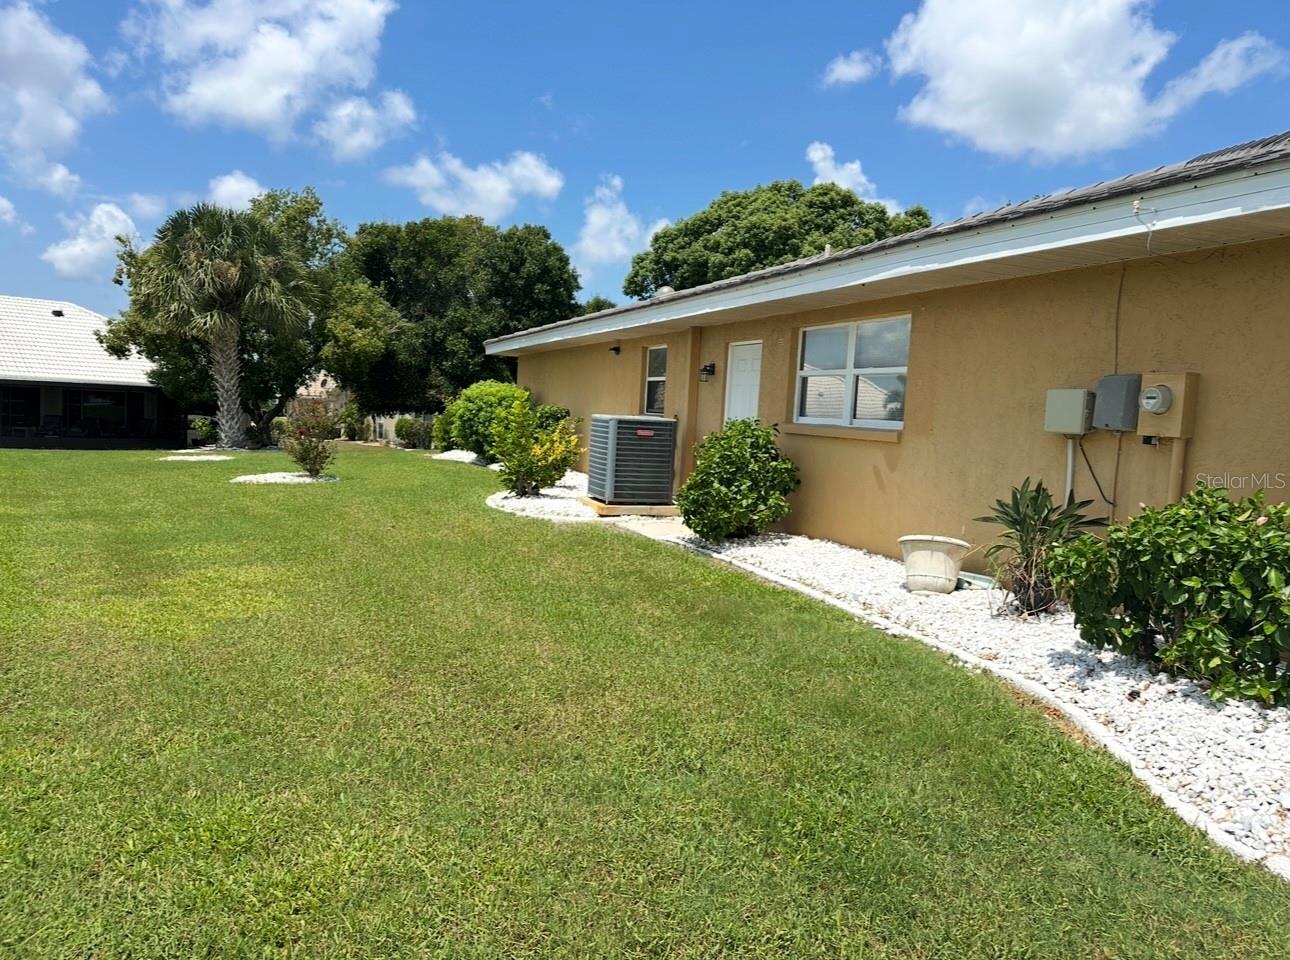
[676,418,799,542]
[975,478,1105,615]
[491,400,581,496]
[270,416,291,446]
[1048,485,1290,705]
[448,380,530,460]
[190,415,218,446]
[432,407,455,450]
[533,403,572,432]
[338,401,367,441]
[395,416,432,449]
[281,398,338,477]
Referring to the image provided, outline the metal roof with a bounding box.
[0,295,155,388]
[488,129,1290,349]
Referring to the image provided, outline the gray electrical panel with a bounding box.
[1092,373,1142,431]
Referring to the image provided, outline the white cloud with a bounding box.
[384,150,564,221]
[41,203,137,280]
[805,141,901,212]
[1154,32,1285,119]
[0,195,15,224]
[314,90,415,160]
[822,49,880,87]
[127,192,167,219]
[885,0,1284,161]
[573,175,668,272]
[208,169,266,210]
[129,0,397,139]
[0,2,109,194]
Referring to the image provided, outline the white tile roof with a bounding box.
[0,294,155,388]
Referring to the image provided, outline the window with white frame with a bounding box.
[795,316,910,429]
[643,346,667,414]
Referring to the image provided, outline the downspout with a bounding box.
[679,326,702,481]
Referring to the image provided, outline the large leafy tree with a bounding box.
[622,181,932,299]
[102,189,343,443]
[578,295,617,315]
[334,216,578,413]
[110,204,316,448]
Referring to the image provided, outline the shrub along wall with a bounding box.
[1049,485,1290,705]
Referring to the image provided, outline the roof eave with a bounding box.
[487,158,1290,357]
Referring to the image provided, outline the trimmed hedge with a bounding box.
[1049,485,1290,705]
[676,418,799,542]
[446,380,531,460]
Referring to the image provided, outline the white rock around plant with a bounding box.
[485,470,597,522]
[432,449,485,465]
[230,472,338,485]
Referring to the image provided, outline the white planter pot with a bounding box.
[898,535,971,594]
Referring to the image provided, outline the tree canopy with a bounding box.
[334,216,579,414]
[577,295,617,315]
[622,181,932,299]
[102,189,343,444]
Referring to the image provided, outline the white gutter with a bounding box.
[487,161,1290,355]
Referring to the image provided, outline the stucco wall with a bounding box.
[518,238,1290,567]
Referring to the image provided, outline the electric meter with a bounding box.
[1139,383,1174,415]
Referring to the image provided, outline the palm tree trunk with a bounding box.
[210,325,244,448]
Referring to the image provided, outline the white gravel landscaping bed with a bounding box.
[159,454,234,461]
[484,470,597,522]
[432,449,486,465]
[673,531,1290,877]
[230,472,338,485]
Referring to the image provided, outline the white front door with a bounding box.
[724,341,762,422]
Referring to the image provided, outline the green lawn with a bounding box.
[0,446,1285,958]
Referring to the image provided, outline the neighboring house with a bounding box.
[0,295,179,445]
[486,131,1290,563]
[294,372,404,443]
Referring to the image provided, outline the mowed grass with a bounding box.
[0,446,1285,959]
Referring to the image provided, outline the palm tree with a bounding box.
[116,204,315,448]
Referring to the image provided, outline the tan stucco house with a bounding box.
[486,132,1290,564]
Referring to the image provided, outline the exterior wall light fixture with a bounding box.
[698,362,717,382]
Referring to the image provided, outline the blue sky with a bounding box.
[1,1,1287,316]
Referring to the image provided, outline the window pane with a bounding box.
[854,317,910,368]
[645,379,666,415]
[853,373,906,422]
[800,326,848,371]
[798,375,846,419]
[647,347,667,378]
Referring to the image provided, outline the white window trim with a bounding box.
[643,345,668,415]
[795,316,909,430]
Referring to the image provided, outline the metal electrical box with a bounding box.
[1092,373,1142,431]
[1044,389,1094,435]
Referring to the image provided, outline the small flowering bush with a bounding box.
[490,400,581,497]
[1048,485,1290,704]
[282,399,338,478]
[676,419,799,542]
